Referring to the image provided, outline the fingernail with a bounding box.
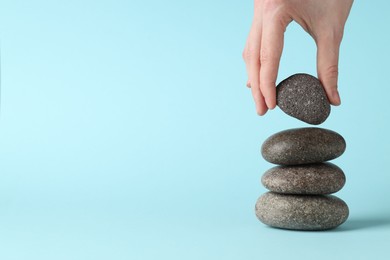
[268,102,276,110]
[332,90,341,105]
[265,99,276,110]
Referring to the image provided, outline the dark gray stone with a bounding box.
[255,192,349,230]
[261,163,345,195]
[261,127,346,165]
[277,73,330,125]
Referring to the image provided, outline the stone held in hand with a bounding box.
[261,127,346,165]
[255,192,349,231]
[261,163,346,195]
[276,73,331,125]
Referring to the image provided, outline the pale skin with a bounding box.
[243,0,353,115]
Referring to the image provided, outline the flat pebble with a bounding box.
[277,73,330,125]
[261,163,345,195]
[255,192,349,230]
[261,127,346,165]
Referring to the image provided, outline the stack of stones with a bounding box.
[255,74,349,231]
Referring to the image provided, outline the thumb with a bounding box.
[316,35,342,106]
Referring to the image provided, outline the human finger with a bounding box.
[316,33,342,105]
[259,13,291,109]
[243,17,266,115]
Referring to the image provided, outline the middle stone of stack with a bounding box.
[255,127,349,230]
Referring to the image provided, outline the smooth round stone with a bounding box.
[261,127,346,165]
[276,73,330,125]
[255,192,349,230]
[261,163,345,194]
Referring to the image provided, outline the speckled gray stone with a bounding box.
[261,163,345,195]
[277,73,330,125]
[261,127,346,165]
[255,192,349,230]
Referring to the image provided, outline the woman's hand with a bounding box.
[243,0,353,115]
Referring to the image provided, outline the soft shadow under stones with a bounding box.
[262,216,390,232]
[333,217,390,232]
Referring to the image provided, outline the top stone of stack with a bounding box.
[277,73,330,125]
[261,127,346,165]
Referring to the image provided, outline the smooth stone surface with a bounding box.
[255,192,349,230]
[261,127,346,165]
[277,73,330,125]
[261,163,345,194]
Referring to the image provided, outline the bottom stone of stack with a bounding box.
[255,192,349,231]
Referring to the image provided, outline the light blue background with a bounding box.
[0,0,389,259]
